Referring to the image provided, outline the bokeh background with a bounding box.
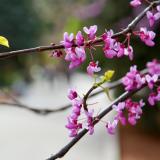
[0,0,160,159]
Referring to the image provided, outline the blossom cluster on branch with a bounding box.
[50,1,160,138]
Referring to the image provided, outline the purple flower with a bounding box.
[66,97,83,137]
[154,5,160,20]
[117,112,127,126]
[68,89,78,100]
[85,109,94,135]
[87,61,101,76]
[83,25,97,40]
[139,27,156,47]
[61,32,74,48]
[65,47,86,69]
[106,119,119,135]
[126,99,144,125]
[148,92,157,106]
[122,65,145,91]
[102,31,117,59]
[76,31,84,46]
[130,0,142,7]
[66,117,82,137]
[146,11,156,27]
[124,46,134,60]
[148,87,160,106]
[145,74,158,89]
[112,102,125,112]
[147,59,160,76]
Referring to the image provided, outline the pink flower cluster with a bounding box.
[66,89,95,137]
[106,99,145,134]
[123,60,160,109]
[148,87,160,106]
[102,30,134,60]
[122,65,145,91]
[60,25,101,75]
[123,60,160,91]
[66,89,83,137]
[147,60,160,106]
[52,21,156,77]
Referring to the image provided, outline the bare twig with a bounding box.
[0,1,159,59]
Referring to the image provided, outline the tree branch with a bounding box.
[0,1,159,59]
[46,85,147,160]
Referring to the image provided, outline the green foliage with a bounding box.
[0,0,44,86]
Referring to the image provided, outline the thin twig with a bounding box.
[0,1,159,59]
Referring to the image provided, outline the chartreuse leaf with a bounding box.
[101,70,115,82]
[0,36,9,47]
[94,70,115,101]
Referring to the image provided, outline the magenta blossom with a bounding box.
[66,97,83,137]
[66,117,82,137]
[154,5,160,20]
[126,99,144,125]
[124,46,134,60]
[65,47,86,69]
[83,25,97,40]
[148,87,160,106]
[102,31,117,59]
[139,27,156,47]
[112,102,125,112]
[148,92,157,106]
[106,119,118,135]
[68,89,78,100]
[76,31,84,46]
[122,65,145,91]
[146,11,156,27]
[61,32,74,48]
[147,59,160,76]
[117,112,127,126]
[85,109,94,135]
[145,74,158,89]
[130,0,142,7]
[87,61,101,76]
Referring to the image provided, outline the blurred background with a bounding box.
[0,0,160,159]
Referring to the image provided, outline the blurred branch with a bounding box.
[0,69,148,115]
[0,78,122,115]
[0,0,159,59]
